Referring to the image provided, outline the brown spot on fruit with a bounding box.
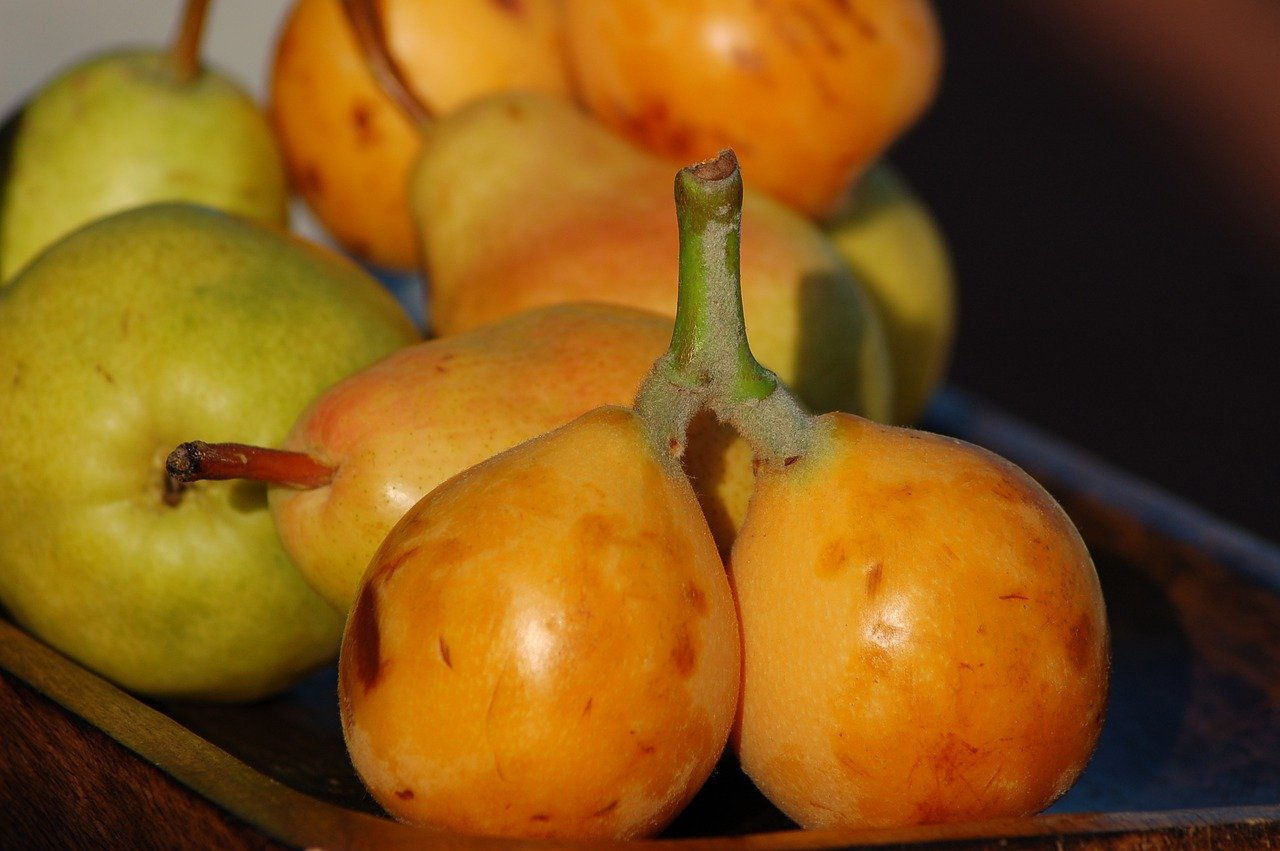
[816,539,849,578]
[490,0,524,15]
[683,581,708,615]
[298,163,324,195]
[348,581,382,691]
[372,544,421,585]
[529,813,551,823]
[1066,613,1095,671]
[351,100,376,144]
[592,799,620,817]
[395,788,414,800]
[671,628,697,677]
[999,592,1029,601]
[865,561,884,598]
[438,635,452,669]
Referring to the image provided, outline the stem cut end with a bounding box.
[166,441,336,490]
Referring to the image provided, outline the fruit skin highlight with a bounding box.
[339,407,739,839]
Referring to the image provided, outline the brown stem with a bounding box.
[166,441,336,490]
[339,0,434,126]
[169,0,212,85]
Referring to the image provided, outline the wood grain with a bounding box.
[0,671,286,851]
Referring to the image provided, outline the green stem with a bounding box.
[168,0,211,85]
[635,150,817,470]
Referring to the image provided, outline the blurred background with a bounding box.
[3,1,1278,546]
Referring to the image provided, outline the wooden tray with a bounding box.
[3,387,1279,849]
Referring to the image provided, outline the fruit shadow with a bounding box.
[1047,546,1193,813]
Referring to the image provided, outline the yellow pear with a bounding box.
[411,92,894,422]
[825,162,957,424]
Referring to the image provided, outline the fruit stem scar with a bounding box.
[634,149,815,472]
[165,440,335,489]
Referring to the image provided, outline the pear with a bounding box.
[0,203,419,701]
[410,92,895,422]
[824,162,957,424]
[0,0,288,282]
[268,0,572,270]
[168,303,751,613]
[632,151,1109,831]
[336,156,748,840]
[730,415,1109,829]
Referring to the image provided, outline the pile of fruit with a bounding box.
[0,0,1109,842]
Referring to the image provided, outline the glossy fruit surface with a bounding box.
[269,0,571,269]
[339,406,739,839]
[562,0,943,218]
[730,413,1109,828]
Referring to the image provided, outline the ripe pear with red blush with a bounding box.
[168,303,752,612]
[337,158,748,839]
[410,92,894,421]
[633,152,1109,831]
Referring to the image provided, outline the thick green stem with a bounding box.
[635,150,816,469]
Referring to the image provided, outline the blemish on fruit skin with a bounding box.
[94,364,116,385]
[489,0,525,15]
[529,813,551,823]
[438,635,452,669]
[671,628,698,678]
[865,561,884,598]
[1066,613,1095,672]
[350,100,376,145]
[999,592,1029,602]
[683,581,708,615]
[395,788,414,800]
[348,580,382,692]
[816,539,849,578]
[582,697,593,717]
[592,799,620,817]
[298,163,324,195]
[372,544,421,585]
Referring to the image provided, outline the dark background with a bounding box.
[889,1,1280,548]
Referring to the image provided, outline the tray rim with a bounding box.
[4,386,1280,849]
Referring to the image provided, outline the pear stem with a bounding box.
[169,0,211,85]
[634,149,816,470]
[166,441,335,490]
[340,0,434,126]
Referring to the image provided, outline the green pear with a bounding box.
[824,162,956,425]
[0,202,420,702]
[0,0,289,282]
